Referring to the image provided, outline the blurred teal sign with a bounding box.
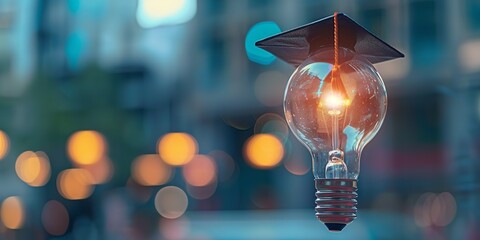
[245,21,281,65]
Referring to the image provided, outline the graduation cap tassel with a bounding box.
[334,12,339,69]
[331,12,348,102]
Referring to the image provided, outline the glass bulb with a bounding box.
[284,47,386,180]
[283,47,387,231]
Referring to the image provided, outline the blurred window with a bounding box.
[390,92,441,150]
[304,2,331,23]
[204,36,225,90]
[466,0,480,33]
[207,1,224,16]
[409,0,444,67]
[248,0,271,8]
[361,8,387,40]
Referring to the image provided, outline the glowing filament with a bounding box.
[322,93,350,116]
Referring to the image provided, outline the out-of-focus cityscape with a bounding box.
[0,0,479,239]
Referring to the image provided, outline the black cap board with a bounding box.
[255,13,404,67]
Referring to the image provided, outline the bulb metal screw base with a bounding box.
[315,179,358,231]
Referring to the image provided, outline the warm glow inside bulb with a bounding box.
[324,93,343,109]
[321,92,350,116]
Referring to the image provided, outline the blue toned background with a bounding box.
[0,0,478,239]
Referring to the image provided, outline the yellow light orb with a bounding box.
[244,134,284,169]
[42,200,69,236]
[15,151,51,187]
[157,133,197,166]
[15,151,39,183]
[154,186,188,219]
[67,131,107,165]
[30,152,51,187]
[132,154,172,186]
[1,196,24,230]
[57,169,94,200]
[182,155,216,187]
[0,130,9,160]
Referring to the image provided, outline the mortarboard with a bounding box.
[255,13,404,67]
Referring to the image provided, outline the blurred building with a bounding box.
[0,0,479,239]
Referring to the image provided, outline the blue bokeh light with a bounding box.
[245,21,281,65]
[66,31,87,70]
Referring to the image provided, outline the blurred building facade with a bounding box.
[0,0,479,239]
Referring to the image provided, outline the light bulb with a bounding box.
[254,12,404,231]
[284,47,387,231]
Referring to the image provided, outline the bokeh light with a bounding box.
[245,21,281,65]
[208,150,236,182]
[283,141,310,176]
[222,115,255,131]
[126,178,153,203]
[15,151,51,187]
[157,133,197,166]
[254,71,288,106]
[244,134,284,169]
[155,186,188,219]
[250,186,276,209]
[414,192,435,228]
[137,0,197,28]
[42,200,69,236]
[182,155,216,187]
[459,39,480,72]
[284,157,310,176]
[1,196,24,230]
[186,179,217,200]
[31,151,52,186]
[0,130,9,160]
[57,168,95,200]
[414,192,457,228]
[78,158,114,185]
[254,113,289,142]
[132,154,172,186]
[67,130,107,165]
[431,192,457,227]
[65,30,87,70]
[159,218,190,240]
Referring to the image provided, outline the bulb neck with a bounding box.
[314,179,358,231]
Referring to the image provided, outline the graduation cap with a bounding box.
[255,13,404,67]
